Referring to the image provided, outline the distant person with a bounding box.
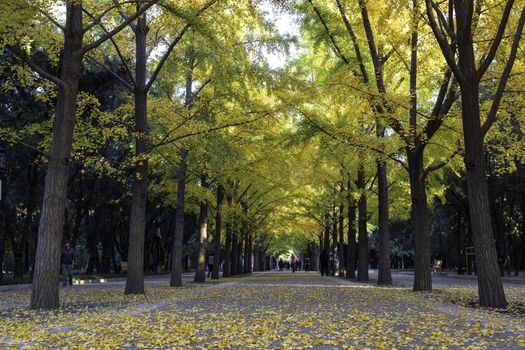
[184,254,190,272]
[61,243,75,286]
[278,258,284,271]
[320,250,329,276]
[291,256,297,272]
[207,253,214,277]
[304,256,311,272]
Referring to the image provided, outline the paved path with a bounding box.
[2,270,524,292]
[1,271,524,349]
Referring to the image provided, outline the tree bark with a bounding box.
[377,159,392,285]
[0,206,4,280]
[460,81,506,306]
[170,47,194,286]
[323,213,331,275]
[223,194,233,277]
[170,148,188,287]
[212,185,224,279]
[331,206,337,276]
[194,176,209,283]
[30,2,83,310]
[125,12,149,295]
[346,184,356,279]
[338,202,345,276]
[409,149,432,290]
[230,230,238,276]
[357,164,369,281]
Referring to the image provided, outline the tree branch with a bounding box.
[426,0,466,83]
[152,115,266,148]
[307,0,350,64]
[81,0,159,54]
[481,4,525,137]
[145,24,189,92]
[477,0,516,78]
[87,55,134,90]
[424,141,462,174]
[5,45,68,90]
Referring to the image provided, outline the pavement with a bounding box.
[1,269,525,292]
[1,271,524,349]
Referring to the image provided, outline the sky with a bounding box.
[258,0,301,69]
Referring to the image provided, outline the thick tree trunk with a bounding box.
[409,150,432,291]
[516,197,525,276]
[30,3,83,310]
[170,148,188,287]
[18,165,37,276]
[0,206,4,280]
[194,177,209,283]
[346,188,356,279]
[212,185,224,279]
[456,213,465,274]
[357,165,369,281]
[223,202,232,277]
[231,222,238,276]
[338,202,345,276]
[460,81,506,306]
[125,14,149,295]
[377,159,392,285]
[237,229,244,275]
[244,232,252,274]
[331,207,337,276]
[323,213,331,275]
[312,243,319,271]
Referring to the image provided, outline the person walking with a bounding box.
[61,243,75,286]
[304,256,311,272]
[291,256,297,272]
[319,250,329,276]
[207,253,214,278]
[278,258,284,271]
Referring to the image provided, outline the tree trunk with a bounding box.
[346,186,356,279]
[324,213,331,275]
[222,216,232,277]
[357,164,369,281]
[246,231,252,274]
[377,159,392,285]
[125,13,149,295]
[331,205,338,276]
[338,202,345,276]
[230,233,238,276]
[30,2,83,310]
[194,176,209,283]
[212,185,224,279]
[409,149,432,291]
[236,230,243,275]
[170,148,188,287]
[0,206,5,280]
[19,165,37,276]
[460,81,506,306]
[312,243,319,271]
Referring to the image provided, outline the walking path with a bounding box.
[1,271,524,348]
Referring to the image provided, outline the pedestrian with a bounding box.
[291,256,296,272]
[61,243,75,286]
[320,249,329,276]
[278,258,284,271]
[304,256,310,272]
[207,253,214,278]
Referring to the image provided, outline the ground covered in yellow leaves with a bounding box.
[1,273,524,349]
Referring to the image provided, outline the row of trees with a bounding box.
[282,0,525,308]
[1,0,525,310]
[0,0,294,309]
